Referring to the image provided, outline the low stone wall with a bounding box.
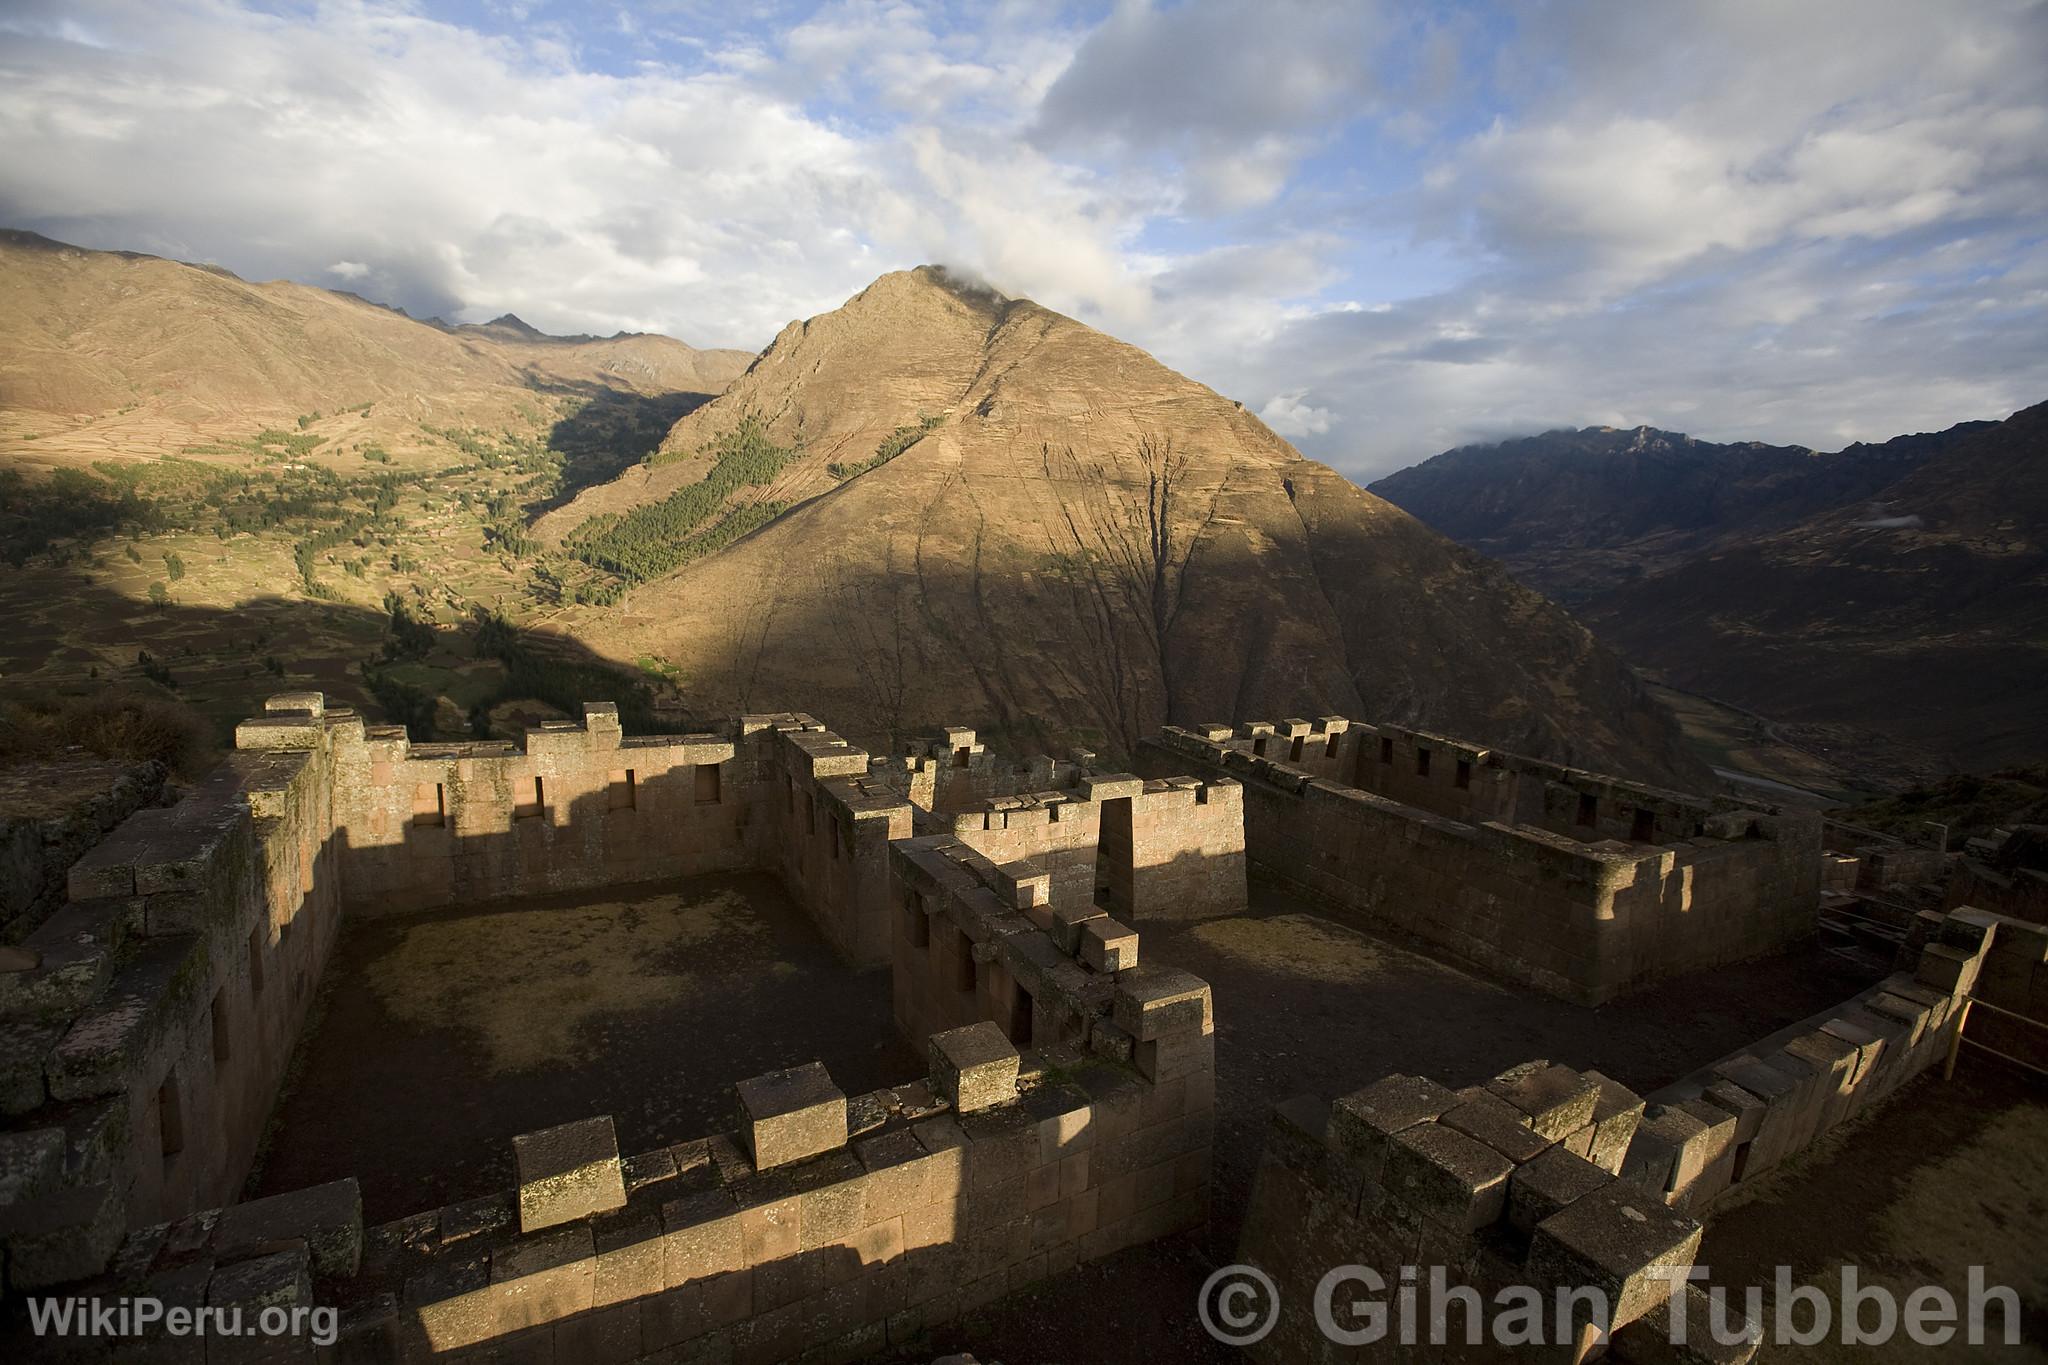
[1141,722,1820,1004]
[0,758,168,944]
[0,694,342,1267]
[24,1021,1213,1364]
[1616,906,2032,1214]
[1237,1059,1730,1363]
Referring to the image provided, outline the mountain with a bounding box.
[1581,402,2048,776]
[539,267,1710,787]
[1368,423,1981,603]
[0,230,754,462]
[1372,408,2048,780]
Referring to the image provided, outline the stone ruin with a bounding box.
[1140,718,1824,1004]
[0,696,2041,1362]
[0,694,1223,1361]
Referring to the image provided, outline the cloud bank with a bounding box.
[1,0,2043,478]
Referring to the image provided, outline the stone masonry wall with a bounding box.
[1140,722,1821,1005]
[1619,905,2044,1215]
[1237,1058,1726,1363]
[751,716,915,968]
[332,702,752,917]
[33,1013,1215,1363]
[0,693,345,1291]
[0,758,169,945]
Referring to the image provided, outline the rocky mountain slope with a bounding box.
[1582,402,2048,776]
[1372,407,2047,779]
[1368,423,1982,603]
[542,267,1710,787]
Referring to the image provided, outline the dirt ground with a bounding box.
[248,870,918,1222]
[1698,1063,2048,1362]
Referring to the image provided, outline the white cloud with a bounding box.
[1259,388,1333,437]
[0,0,2040,480]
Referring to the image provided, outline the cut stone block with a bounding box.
[1509,1145,1613,1236]
[1611,1283,1762,1364]
[1079,917,1139,972]
[0,1181,123,1288]
[1486,1061,1601,1140]
[212,1176,364,1276]
[1111,968,1212,1041]
[1581,1070,1646,1175]
[207,1245,312,1314]
[929,1022,1020,1114]
[1442,1089,1554,1164]
[737,1062,848,1169]
[0,1127,65,1204]
[513,1115,628,1233]
[1051,904,1107,955]
[1384,1122,1514,1231]
[1529,1182,1703,1332]
[1329,1074,1459,1178]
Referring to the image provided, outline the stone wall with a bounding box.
[1615,906,2031,1215]
[0,694,344,1283]
[332,702,753,917]
[751,717,915,968]
[0,758,168,944]
[33,1019,1214,1364]
[1140,721,1822,1005]
[1237,1059,1726,1363]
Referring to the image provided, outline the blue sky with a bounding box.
[2,0,2044,477]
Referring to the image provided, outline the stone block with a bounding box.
[736,1062,848,1170]
[1051,904,1107,955]
[1328,1074,1458,1181]
[661,1188,744,1286]
[1529,1183,1702,1333]
[513,1115,628,1233]
[1079,916,1139,972]
[207,1245,311,1314]
[0,1181,123,1288]
[1581,1069,1646,1174]
[1136,1028,1215,1084]
[213,1176,364,1276]
[928,1022,1019,1114]
[489,1225,596,1334]
[1111,968,1212,1041]
[1383,1121,1514,1231]
[1508,1145,1612,1236]
[1486,1061,1601,1140]
[1610,1283,1762,1363]
[0,1127,64,1205]
[1442,1089,1554,1164]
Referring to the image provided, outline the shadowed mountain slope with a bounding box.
[543,267,1709,786]
[1369,423,1982,603]
[1580,402,2048,775]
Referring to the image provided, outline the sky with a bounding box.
[1,0,2044,480]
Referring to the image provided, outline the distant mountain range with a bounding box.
[1372,408,2048,779]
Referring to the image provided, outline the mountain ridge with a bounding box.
[541,266,1710,787]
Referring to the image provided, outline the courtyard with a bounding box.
[249,869,917,1222]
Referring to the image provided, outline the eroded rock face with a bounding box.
[543,267,1709,789]
[0,757,169,942]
